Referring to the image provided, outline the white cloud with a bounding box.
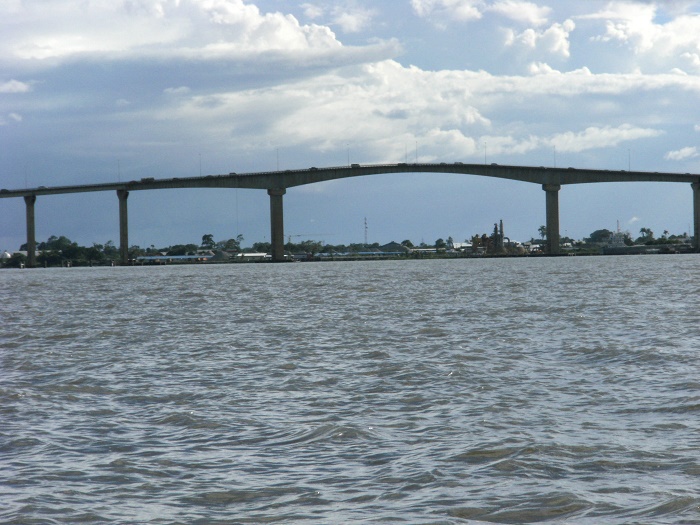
[331,6,377,33]
[0,0,403,106]
[164,86,191,95]
[680,52,700,72]
[516,65,700,97]
[628,216,640,225]
[0,112,23,126]
[413,0,550,26]
[528,61,563,75]
[0,79,31,93]
[583,1,700,70]
[488,1,551,26]
[137,57,676,165]
[549,124,664,153]
[506,19,575,58]
[476,124,663,157]
[665,146,699,161]
[301,3,324,20]
[411,0,483,22]
[0,0,384,63]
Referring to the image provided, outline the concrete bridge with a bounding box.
[2,162,699,266]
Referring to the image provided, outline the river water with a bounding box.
[1,255,699,524]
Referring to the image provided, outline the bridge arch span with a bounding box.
[2,162,699,265]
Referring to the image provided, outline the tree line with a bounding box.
[577,227,690,246]
[3,226,692,268]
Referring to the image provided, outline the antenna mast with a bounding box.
[364,217,368,246]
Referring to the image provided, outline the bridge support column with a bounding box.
[693,181,700,253]
[24,195,37,268]
[543,184,561,255]
[268,188,286,262]
[117,189,129,265]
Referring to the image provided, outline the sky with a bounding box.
[2,0,700,251]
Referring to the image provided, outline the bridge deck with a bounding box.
[2,163,698,198]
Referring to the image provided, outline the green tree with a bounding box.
[167,244,198,256]
[103,240,118,258]
[3,253,27,268]
[46,235,74,252]
[201,234,215,249]
[37,250,63,267]
[129,245,146,258]
[217,234,244,252]
[586,229,613,244]
[299,240,323,256]
[85,243,106,263]
[538,225,547,240]
[401,239,414,248]
[435,238,447,249]
[61,241,82,260]
[636,227,654,244]
[251,241,271,253]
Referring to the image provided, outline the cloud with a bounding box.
[331,5,377,33]
[411,0,483,22]
[412,0,550,26]
[0,112,23,126]
[665,146,699,161]
[476,124,663,157]
[131,56,674,167]
[0,0,403,111]
[549,124,664,153]
[505,19,575,58]
[164,86,191,95]
[628,216,640,225]
[0,0,392,64]
[517,64,700,96]
[0,79,31,93]
[582,1,700,71]
[301,3,324,20]
[274,3,377,34]
[487,1,551,26]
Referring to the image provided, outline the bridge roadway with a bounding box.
[2,162,699,265]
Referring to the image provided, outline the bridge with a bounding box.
[2,162,699,266]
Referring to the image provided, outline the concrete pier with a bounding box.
[693,182,700,252]
[268,188,286,262]
[2,164,699,263]
[543,184,560,255]
[117,190,129,265]
[24,195,37,268]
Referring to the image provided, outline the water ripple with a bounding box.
[2,257,700,523]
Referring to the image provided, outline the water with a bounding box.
[2,256,699,524]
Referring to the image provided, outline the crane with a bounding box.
[287,233,331,243]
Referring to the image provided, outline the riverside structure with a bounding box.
[2,162,700,266]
